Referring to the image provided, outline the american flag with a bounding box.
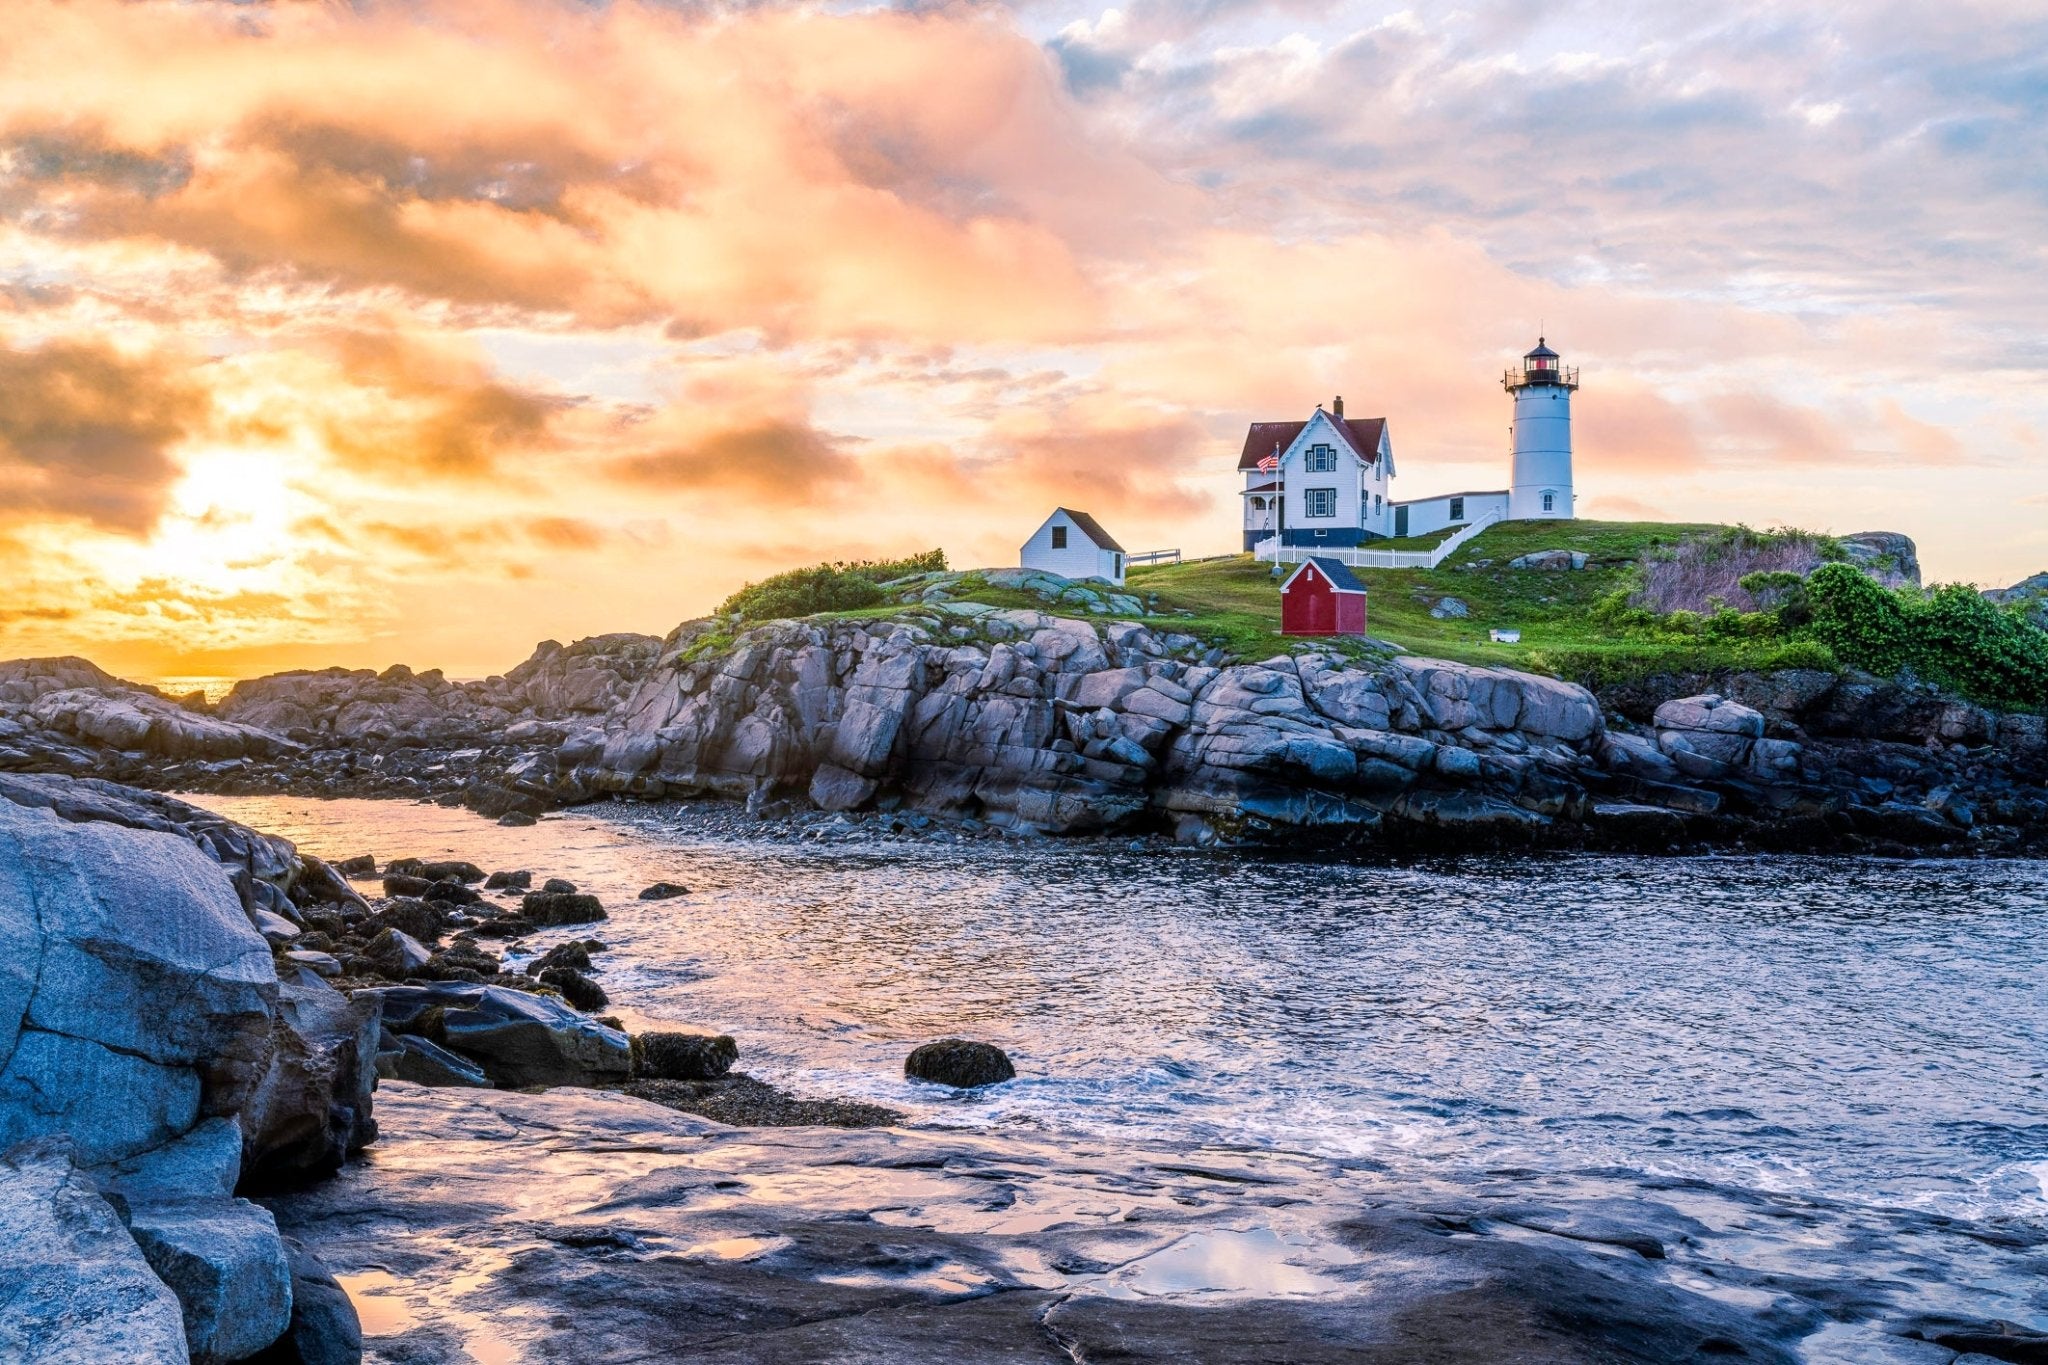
[1256,454,1279,472]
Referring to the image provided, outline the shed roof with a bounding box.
[1237,413,1386,470]
[1053,508,1124,553]
[1282,556,1367,594]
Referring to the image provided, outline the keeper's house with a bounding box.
[1239,340,1580,551]
[1020,508,1127,585]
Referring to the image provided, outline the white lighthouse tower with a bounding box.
[1505,337,1577,520]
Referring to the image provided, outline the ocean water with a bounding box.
[150,675,242,704]
[189,793,2048,1232]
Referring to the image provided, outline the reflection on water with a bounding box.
[335,1270,414,1336]
[192,794,2048,1232]
[1078,1225,1357,1300]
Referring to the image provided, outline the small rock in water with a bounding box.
[331,854,376,878]
[526,942,593,976]
[382,873,433,897]
[422,879,480,906]
[484,869,532,890]
[522,892,606,926]
[632,1032,738,1081]
[539,966,609,1012]
[540,877,577,895]
[638,881,690,900]
[416,860,484,884]
[904,1039,1016,1089]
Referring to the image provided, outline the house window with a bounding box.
[1250,496,1266,510]
[1542,491,1555,512]
[1449,496,1465,521]
[1305,488,1337,518]
[1113,553,1123,576]
[1375,494,1383,513]
[1051,525,1067,549]
[1305,444,1338,473]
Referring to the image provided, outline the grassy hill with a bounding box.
[723,520,2048,708]
[1107,520,1852,685]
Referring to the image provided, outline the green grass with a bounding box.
[1121,520,1838,683]
[714,520,1855,688]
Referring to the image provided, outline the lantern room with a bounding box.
[1504,336,1579,392]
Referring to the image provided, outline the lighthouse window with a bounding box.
[1542,491,1555,512]
[1305,488,1337,518]
[1449,496,1465,521]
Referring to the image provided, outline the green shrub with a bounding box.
[719,549,947,621]
[1806,562,2048,711]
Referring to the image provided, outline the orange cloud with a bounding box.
[0,338,207,531]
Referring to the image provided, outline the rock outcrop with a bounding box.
[366,982,631,1089]
[0,1136,194,1365]
[0,775,378,1363]
[2,585,2044,854]
[214,633,659,746]
[529,609,1608,845]
[1985,569,2048,629]
[1838,530,1922,587]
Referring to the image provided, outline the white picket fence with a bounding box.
[1253,508,1504,571]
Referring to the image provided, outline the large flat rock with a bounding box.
[258,1083,2022,1364]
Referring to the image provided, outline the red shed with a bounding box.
[1280,556,1368,636]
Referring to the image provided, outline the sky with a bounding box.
[0,0,2043,680]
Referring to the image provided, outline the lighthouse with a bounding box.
[1504,337,1577,520]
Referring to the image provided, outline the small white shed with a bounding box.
[1020,508,1126,586]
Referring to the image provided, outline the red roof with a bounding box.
[1237,413,1386,470]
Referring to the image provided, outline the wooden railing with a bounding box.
[1127,548,1181,566]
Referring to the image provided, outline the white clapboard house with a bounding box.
[1020,508,1126,585]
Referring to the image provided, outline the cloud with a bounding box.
[0,0,2041,671]
[310,329,561,479]
[0,0,1116,340]
[609,417,856,498]
[0,339,206,532]
[526,516,603,550]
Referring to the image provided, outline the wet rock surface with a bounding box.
[264,1083,2038,1364]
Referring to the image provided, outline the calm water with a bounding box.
[190,794,2048,1232]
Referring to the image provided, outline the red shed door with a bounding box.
[1308,588,1332,632]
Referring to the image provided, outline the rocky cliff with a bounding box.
[3,600,2044,853]
[499,604,2046,853]
[0,774,380,1361]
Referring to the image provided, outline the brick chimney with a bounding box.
[1333,395,1344,418]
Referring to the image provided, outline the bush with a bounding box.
[1633,526,1842,614]
[1806,562,2048,711]
[718,548,947,621]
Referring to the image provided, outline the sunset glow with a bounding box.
[1,0,2043,679]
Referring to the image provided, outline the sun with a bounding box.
[143,445,307,595]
